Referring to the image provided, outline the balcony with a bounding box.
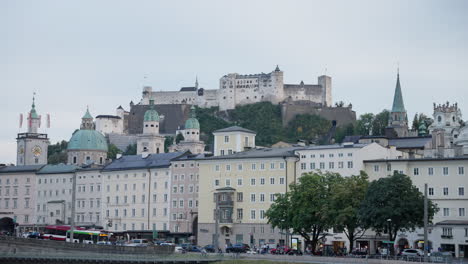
[441,235,453,239]
[219,218,233,224]
[217,200,234,207]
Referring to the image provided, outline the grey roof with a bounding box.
[180,87,197,92]
[37,164,79,174]
[102,152,188,171]
[95,115,121,119]
[343,135,362,143]
[200,147,299,160]
[174,153,207,161]
[435,220,468,226]
[364,156,468,163]
[213,126,256,134]
[298,143,369,151]
[0,164,44,174]
[388,137,431,149]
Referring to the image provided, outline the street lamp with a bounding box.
[386,219,392,255]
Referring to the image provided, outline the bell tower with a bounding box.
[16,94,50,165]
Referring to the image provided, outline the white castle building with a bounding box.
[140,66,332,111]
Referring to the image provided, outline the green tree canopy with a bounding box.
[123,144,137,155]
[329,171,369,252]
[355,113,374,136]
[164,136,174,153]
[107,144,122,160]
[266,171,334,254]
[285,114,331,144]
[371,110,390,136]
[47,140,68,164]
[358,172,438,254]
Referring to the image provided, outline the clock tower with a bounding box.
[16,95,50,165]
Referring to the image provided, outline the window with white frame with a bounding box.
[429,188,434,196]
[443,187,449,196]
[279,162,285,169]
[214,179,220,186]
[260,178,265,185]
[459,208,465,217]
[260,163,265,170]
[443,208,450,216]
[250,210,256,220]
[260,210,265,219]
[459,187,465,196]
[310,163,316,169]
[374,165,379,172]
[459,167,465,175]
[442,227,452,236]
[225,179,231,187]
[250,193,256,202]
[347,161,353,168]
[215,165,220,171]
[428,167,434,175]
[238,164,243,171]
[280,177,285,184]
[237,178,243,186]
[320,162,325,169]
[260,193,265,202]
[250,178,256,186]
[443,167,449,175]
[300,163,306,170]
[413,168,419,175]
[270,177,275,185]
[329,162,334,169]
[226,164,231,171]
[270,163,275,169]
[251,163,257,170]
[224,135,229,143]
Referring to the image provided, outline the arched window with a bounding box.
[151,124,154,127]
[156,148,160,154]
[438,116,442,123]
[100,157,103,164]
[73,157,77,164]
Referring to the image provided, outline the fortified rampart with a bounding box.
[281,101,356,127]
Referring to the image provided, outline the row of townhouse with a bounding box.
[0,151,201,244]
[198,138,468,258]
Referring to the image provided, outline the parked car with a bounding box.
[188,246,202,252]
[203,245,216,253]
[126,239,150,247]
[401,249,424,256]
[226,243,250,253]
[270,246,290,255]
[286,248,303,255]
[174,246,185,253]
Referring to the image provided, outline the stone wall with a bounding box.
[0,236,174,255]
[281,101,356,127]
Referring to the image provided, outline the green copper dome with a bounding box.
[144,99,160,122]
[82,108,93,119]
[67,130,108,151]
[30,96,39,119]
[185,106,200,129]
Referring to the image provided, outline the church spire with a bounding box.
[195,76,199,89]
[30,93,38,119]
[391,70,406,113]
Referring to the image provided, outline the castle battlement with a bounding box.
[141,66,332,111]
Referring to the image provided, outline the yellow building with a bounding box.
[213,126,256,156]
[197,147,299,249]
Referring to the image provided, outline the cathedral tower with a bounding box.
[137,99,165,154]
[386,71,409,138]
[16,95,50,165]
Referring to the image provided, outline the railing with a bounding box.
[217,200,234,207]
[219,218,233,224]
[441,235,453,239]
[16,133,48,139]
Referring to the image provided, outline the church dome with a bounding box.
[185,117,200,130]
[185,105,199,129]
[67,129,108,152]
[144,109,160,122]
[144,99,160,122]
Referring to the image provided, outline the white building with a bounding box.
[0,165,42,233]
[142,66,332,111]
[364,157,468,258]
[294,142,404,252]
[35,164,78,226]
[75,166,104,228]
[101,152,188,233]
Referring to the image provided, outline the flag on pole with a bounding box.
[38,115,42,128]
[19,114,23,128]
[28,112,32,129]
[47,114,51,128]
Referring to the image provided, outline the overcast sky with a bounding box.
[1,0,468,164]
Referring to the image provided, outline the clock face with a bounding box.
[31,146,42,157]
[18,146,24,155]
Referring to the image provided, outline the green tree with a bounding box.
[411,113,420,131]
[329,171,369,252]
[371,110,390,136]
[285,114,331,144]
[47,140,68,164]
[230,102,284,146]
[355,113,374,136]
[266,172,333,254]
[175,133,184,144]
[107,144,122,160]
[196,106,231,146]
[334,123,356,143]
[358,172,438,255]
[123,144,137,155]
[164,136,174,153]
